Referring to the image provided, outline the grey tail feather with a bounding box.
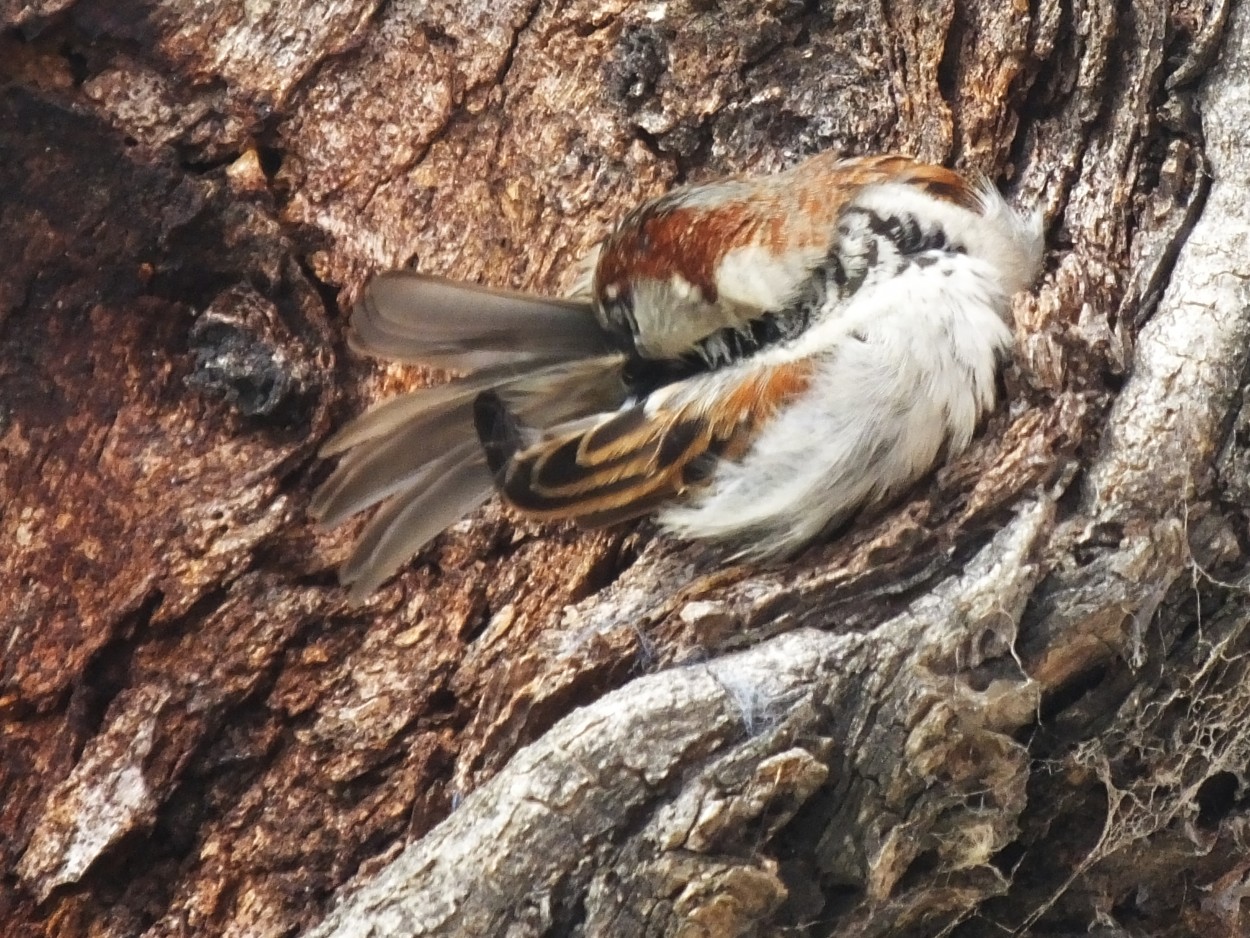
[311,357,627,527]
[311,421,479,529]
[350,271,615,372]
[311,385,489,527]
[314,352,630,599]
[318,357,620,459]
[318,373,493,459]
[340,450,495,605]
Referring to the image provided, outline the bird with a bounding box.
[309,151,1044,602]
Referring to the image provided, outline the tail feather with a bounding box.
[318,373,495,459]
[351,272,613,371]
[314,349,630,600]
[473,390,525,479]
[311,408,479,528]
[339,450,496,603]
[313,355,628,525]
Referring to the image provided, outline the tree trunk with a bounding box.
[3,0,1248,935]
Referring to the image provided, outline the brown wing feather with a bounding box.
[476,360,816,526]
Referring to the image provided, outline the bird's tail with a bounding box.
[311,271,625,602]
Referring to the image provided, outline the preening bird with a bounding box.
[310,152,1043,602]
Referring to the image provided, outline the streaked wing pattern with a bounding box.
[476,359,817,527]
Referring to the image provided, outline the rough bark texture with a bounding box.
[2,0,1248,936]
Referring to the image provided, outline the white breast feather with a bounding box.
[658,184,1041,555]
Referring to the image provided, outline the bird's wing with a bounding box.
[311,355,626,530]
[337,446,496,604]
[475,356,817,528]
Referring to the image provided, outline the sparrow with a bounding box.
[310,152,1044,602]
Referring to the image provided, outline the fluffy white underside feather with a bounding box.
[658,253,1012,552]
[658,182,1040,554]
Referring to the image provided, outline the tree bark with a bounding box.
[2,0,1248,936]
